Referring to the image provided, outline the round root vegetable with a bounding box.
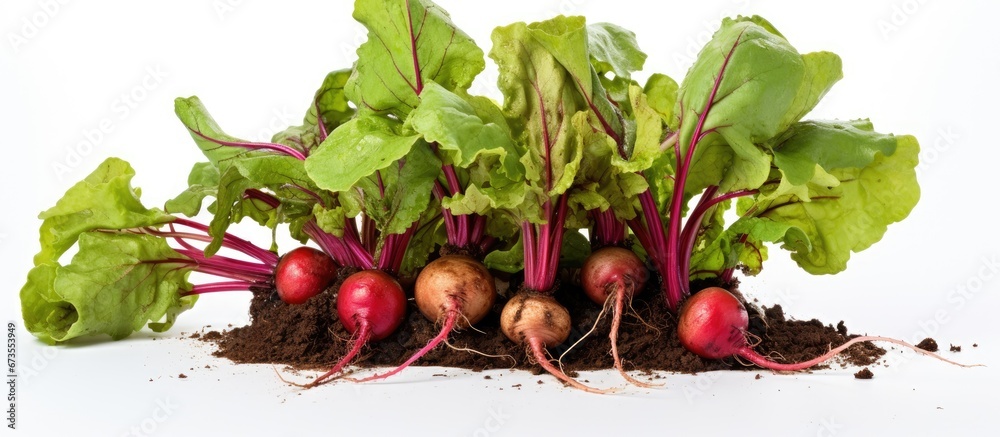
[274,247,338,305]
[351,255,496,382]
[501,293,614,394]
[301,270,407,388]
[580,247,656,387]
[182,241,336,306]
[678,287,979,371]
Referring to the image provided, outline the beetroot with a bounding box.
[299,270,407,388]
[274,247,338,305]
[351,255,496,382]
[580,247,656,387]
[501,293,614,394]
[678,287,978,371]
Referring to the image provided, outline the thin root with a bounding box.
[557,294,611,372]
[296,323,372,389]
[530,337,617,394]
[444,338,518,369]
[610,288,663,388]
[273,365,354,388]
[347,310,459,383]
[625,297,662,339]
[740,335,985,372]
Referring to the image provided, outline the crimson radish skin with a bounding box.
[300,270,407,388]
[500,293,614,394]
[351,255,496,382]
[580,247,655,386]
[677,287,748,359]
[581,247,646,304]
[678,287,978,371]
[336,270,407,341]
[274,247,338,305]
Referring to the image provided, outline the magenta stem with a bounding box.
[193,265,271,283]
[188,129,307,161]
[243,188,281,209]
[521,221,537,291]
[629,189,674,309]
[302,220,352,267]
[315,99,329,142]
[679,188,757,279]
[591,208,626,247]
[545,194,569,290]
[470,215,487,247]
[433,181,458,243]
[664,32,742,308]
[341,217,375,270]
[377,222,418,274]
[187,281,253,295]
[404,0,424,95]
[175,249,276,277]
[171,217,279,266]
[537,199,553,284]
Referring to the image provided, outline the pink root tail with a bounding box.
[348,310,459,383]
[295,322,372,389]
[738,335,983,372]
[529,337,615,394]
[609,287,663,388]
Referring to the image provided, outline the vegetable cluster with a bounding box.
[20,0,922,387]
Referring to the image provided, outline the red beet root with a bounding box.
[678,287,979,371]
[580,247,656,387]
[274,247,338,305]
[351,255,496,383]
[298,269,407,388]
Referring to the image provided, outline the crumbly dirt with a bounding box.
[202,271,885,374]
[854,367,874,379]
[917,337,939,352]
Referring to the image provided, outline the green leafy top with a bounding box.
[34,158,173,265]
[664,16,920,286]
[22,158,196,344]
[171,69,356,254]
[487,16,645,225]
[348,0,484,118]
[305,0,494,272]
[675,16,805,196]
[272,69,356,154]
[21,4,927,343]
[480,15,664,290]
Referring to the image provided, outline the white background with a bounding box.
[3,0,999,435]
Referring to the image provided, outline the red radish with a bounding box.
[301,270,407,388]
[580,247,655,387]
[351,255,496,382]
[274,247,338,304]
[501,293,614,394]
[678,287,978,370]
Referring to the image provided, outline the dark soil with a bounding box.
[916,337,939,352]
[202,272,885,374]
[854,367,874,379]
